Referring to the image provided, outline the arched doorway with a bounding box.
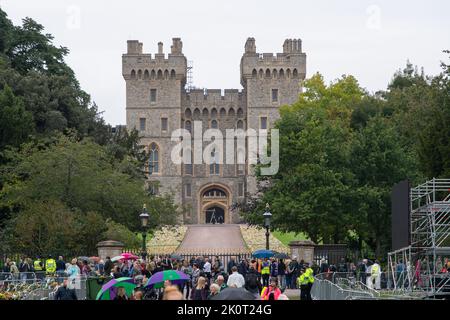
[199,185,231,224]
[205,206,225,224]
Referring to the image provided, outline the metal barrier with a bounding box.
[311,275,376,300]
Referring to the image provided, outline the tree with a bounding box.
[0,84,34,149]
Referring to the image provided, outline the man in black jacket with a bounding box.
[54,279,77,300]
[104,256,113,276]
[245,267,262,299]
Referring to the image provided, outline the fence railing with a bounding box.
[311,273,377,300]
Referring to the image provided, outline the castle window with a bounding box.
[228,108,235,117]
[259,69,264,79]
[272,89,279,102]
[149,143,159,175]
[164,69,169,79]
[185,108,192,118]
[237,108,244,118]
[273,69,278,79]
[265,69,271,78]
[252,69,257,78]
[209,149,220,175]
[185,120,192,133]
[238,182,244,197]
[161,118,168,132]
[293,68,298,78]
[138,69,142,79]
[211,120,218,129]
[220,108,226,117]
[185,162,193,175]
[144,70,149,80]
[131,70,136,79]
[202,108,209,117]
[151,70,156,79]
[150,89,157,102]
[237,148,245,175]
[185,183,192,197]
[286,69,291,78]
[260,117,267,130]
[279,69,285,79]
[211,108,217,118]
[139,118,146,131]
[193,108,201,119]
[157,70,163,79]
[237,120,244,130]
[170,70,176,79]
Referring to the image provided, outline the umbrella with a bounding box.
[252,249,275,259]
[145,270,189,289]
[274,252,289,259]
[111,253,140,262]
[170,254,183,260]
[95,277,136,300]
[211,287,257,300]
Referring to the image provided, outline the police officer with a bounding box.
[45,255,57,275]
[261,258,271,288]
[34,256,45,280]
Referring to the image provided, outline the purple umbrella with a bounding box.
[145,270,190,289]
[96,277,137,300]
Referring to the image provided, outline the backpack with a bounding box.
[246,273,259,290]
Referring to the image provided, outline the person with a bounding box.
[67,258,80,278]
[369,260,381,290]
[216,275,228,291]
[96,260,105,275]
[10,261,19,280]
[45,255,57,275]
[288,257,299,289]
[19,257,32,282]
[238,259,248,278]
[208,283,220,300]
[245,266,262,300]
[81,260,91,275]
[56,256,66,276]
[297,268,312,300]
[112,265,123,279]
[163,285,184,300]
[2,258,11,273]
[191,263,201,289]
[114,287,129,300]
[180,260,192,299]
[396,260,406,287]
[227,266,245,288]
[191,276,209,300]
[104,256,113,276]
[319,258,329,273]
[212,256,223,279]
[227,257,237,275]
[34,256,45,280]
[54,279,78,300]
[337,258,347,273]
[359,259,368,284]
[133,290,143,300]
[261,258,271,288]
[203,257,212,284]
[277,259,286,289]
[270,259,278,280]
[261,277,281,300]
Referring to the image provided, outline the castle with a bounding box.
[123,37,306,224]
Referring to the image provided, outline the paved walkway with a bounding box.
[175,224,249,254]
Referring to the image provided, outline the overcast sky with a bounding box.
[2,0,449,125]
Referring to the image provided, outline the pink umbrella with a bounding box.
[111,253,140,262]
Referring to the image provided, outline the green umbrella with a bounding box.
[95,277,137,300]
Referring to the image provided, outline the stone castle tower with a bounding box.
[123,37,306,224]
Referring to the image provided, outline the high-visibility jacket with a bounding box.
[371,264,380,276]
[45,259,56,273]
[306,268,315,283]
[34,260,43,271]
[261,261,270,275]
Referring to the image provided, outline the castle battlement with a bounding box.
[186,89,243,104]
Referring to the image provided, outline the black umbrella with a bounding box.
[274,252,289,259]
[211,287,257,300]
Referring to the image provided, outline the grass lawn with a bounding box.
[272,231,309,246]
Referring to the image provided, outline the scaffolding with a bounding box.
[185,60,194,92]
[388,178,450,298]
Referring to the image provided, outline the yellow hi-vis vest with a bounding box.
[306,268,315,283]
[371,264,380,276]
[261,262,270,275]
[45,259,56,273]
[34,260,43,271]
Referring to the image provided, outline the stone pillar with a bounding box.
[97,240,125,261]
[289,240,315,265]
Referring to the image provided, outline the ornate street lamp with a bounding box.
[263,203,272,250]
[139,204,150,261]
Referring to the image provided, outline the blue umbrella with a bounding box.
[252,249,275,259]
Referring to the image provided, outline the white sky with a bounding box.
[1,0,449,125]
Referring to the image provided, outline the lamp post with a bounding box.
[263,203,272,250]
[139,204,150,261]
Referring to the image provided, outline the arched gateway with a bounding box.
[198,184,231,224]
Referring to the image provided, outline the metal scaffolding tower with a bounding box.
[388,178,450,297]
[185,60,194,92]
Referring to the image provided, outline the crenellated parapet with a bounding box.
[122,38,187,83]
